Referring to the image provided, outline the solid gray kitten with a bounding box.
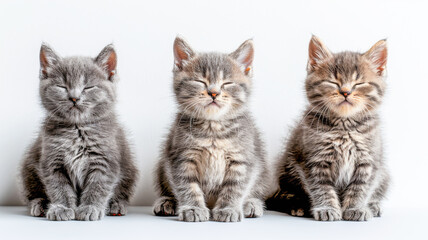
[20,44,138,221]
[266,36,390,221]
[153,37,270,222]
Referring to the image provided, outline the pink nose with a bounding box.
[340,89,351,97]
[208,91,220,99]
[69,97,79,103]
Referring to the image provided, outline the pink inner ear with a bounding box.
[242,49,254,68]
[106,51,117,73]
[174,44,190,68]
[308,40,318,66]
[40,50,50,77]
[374,48,387,75]
[308,40,328,67]
[40,50,49,70]
[176,47,188,61]
[308,37,332,69]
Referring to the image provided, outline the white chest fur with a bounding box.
[330,131,362,188]
[61,128,92,189]
[196,138,237,194]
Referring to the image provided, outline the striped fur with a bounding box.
[153,37,269,222]
[266,36,390,221]
[20,44,138,221]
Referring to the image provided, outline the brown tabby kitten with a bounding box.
[153,37,269,222]
[266,36,390,221]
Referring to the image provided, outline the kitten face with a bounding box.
[39,44,118,123]
[172,37,254,121]
[305,36,387,118]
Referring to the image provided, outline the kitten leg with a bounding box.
[75,158,118,221]
[341,159,375,221]
[171,157,209,222]
[306,160,342,221]
[212,159,253,222]
[153,196,177,216]
[367,171,389,217]
[107,146,137,216]
[153,159,177,216]
[21,149,49,217]
[43,168,77,221]
[243,198,264,218]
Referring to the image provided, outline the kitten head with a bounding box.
[172,36,254,121]
[39,43,118,123]
[305,36,387,118]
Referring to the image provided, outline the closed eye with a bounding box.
[221,82,234,88]
[353,82,366,87]
[192,80,207,87]
[324,80,340,88]
[56,85,67,90]
[84,86,95,91]
[352,82,367,90]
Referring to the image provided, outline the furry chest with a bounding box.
[199,146,227,192]
[61,131,95,188]
[330,132,360,187]
[195,138,235,193]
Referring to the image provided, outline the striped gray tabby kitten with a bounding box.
[20,44,138,221]
[153,37,269,222]
[266,36,390,221]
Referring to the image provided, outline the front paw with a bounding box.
[153,197,177,216]
[29,198,47,217]
[75,205,105,221]
[369,203,382,217]
[212,207,243,222]
[244,198,264,218]
[343,207,373,221]
[312,207,342,221]
[108,200,128,216]
[46,204,75,221]
[178,206,210,222]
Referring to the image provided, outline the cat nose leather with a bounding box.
[69,97,80,104]
[208,90,220,99]
[339,88,352,97]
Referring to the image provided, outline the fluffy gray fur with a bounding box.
[20,44,138,221]
[153,37,269,222]
[267,36,390,221]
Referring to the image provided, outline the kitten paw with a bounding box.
[75,205,105,221]
[46,204,75,221]
[153,197,176,216]
[29,198,47,217]
[369,203,382,217]
[108,200,128,216]
[243,198,264,218]
[312,207,341,221]
[343,207,373,221]
[212,207,243,222]
[291,208,306,217]
[178,206,209,222]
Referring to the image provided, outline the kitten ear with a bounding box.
[229,39,254,75]
[307,35,333,71]
[95,44,117,81]
[40,43,60,79]
[364,39,388,76]
[173,36,195,70]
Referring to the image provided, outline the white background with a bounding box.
[0,0,427,210]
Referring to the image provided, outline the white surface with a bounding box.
[0,206,425,240]
[1,0,428,209]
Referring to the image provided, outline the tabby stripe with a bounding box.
[368,82,383,96]
[176,175,199,184]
